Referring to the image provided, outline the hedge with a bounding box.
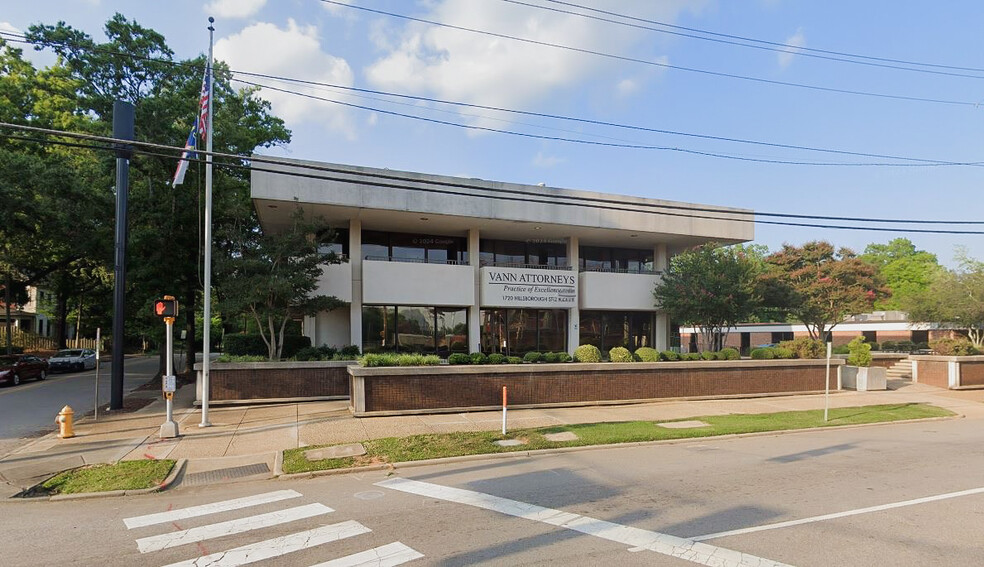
[222,334,312,359]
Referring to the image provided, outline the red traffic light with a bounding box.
[153,298,178,318]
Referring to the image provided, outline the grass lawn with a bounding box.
[283,403,952,474]
[39,460,176,495]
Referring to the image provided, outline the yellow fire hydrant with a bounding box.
[56,405,75,439]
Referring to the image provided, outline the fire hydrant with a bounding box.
[56,405,75,439]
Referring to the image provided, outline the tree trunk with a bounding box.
[55,283,68,349]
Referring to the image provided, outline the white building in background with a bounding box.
[251,157,753,356]
[0,286,53,337]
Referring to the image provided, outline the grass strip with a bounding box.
[39,459,176,495]
[283,403,952,474]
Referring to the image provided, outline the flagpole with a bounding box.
[200,16,215,428]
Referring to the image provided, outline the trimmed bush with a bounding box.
[929,337,979,356]
[555,352,572,363]
[506,356,523,364]
[294,345,339,361]
[719,347,740,361]
[683,352,701,361]
[448,353,471,365]
[896,340,914,353]
[635,347,659,362]
[487,353,507,364]
[832,344,850,355]
[216,354,266,363]
[778,337,825,359]
[880,340,897,352]
[361,353,440,367]
[750,347,775,360]
[700,351,718,361]
[223,334,312,359]
[915,342,929,351]
[523,351,543,363]
[869,342,881,352]
[543,352,559,363]
[574,344,602,363]
[659,350,680,361]
[847,336,872,367]
[608,346,633,363]
[773,347,794,359]
[339,345,361,358]
[470,352,489,365]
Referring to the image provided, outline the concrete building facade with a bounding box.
[251,158,753,356]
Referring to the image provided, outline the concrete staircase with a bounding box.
[886,357,914,390]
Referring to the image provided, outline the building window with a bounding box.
[479,239,568,268]
[579,246,654,273]
[771,331,794,343]
[480,308,567,355]
[317,228,349,258]
[362,230,467,264]
[362,305,468,355]
[579,311,655,353]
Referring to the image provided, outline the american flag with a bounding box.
[198,68,211,140]
[171,117,198,187]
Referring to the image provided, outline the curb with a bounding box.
[9,459,187,503]
[275,413,963,481]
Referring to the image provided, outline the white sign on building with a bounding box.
[480,266,577,308]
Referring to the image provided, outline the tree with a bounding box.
[218,208,347,360]
[904,251,984,348]
[653,243,762,351]
[28,16,290,368]
[861,238,941,311]
[763,241,888,340]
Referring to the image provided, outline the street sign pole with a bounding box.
[94,327,101,421]
[159,297,179,439]
[824,342,832,422]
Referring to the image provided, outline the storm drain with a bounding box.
[181,463,271,486]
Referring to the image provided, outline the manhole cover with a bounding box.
[657,420,711,429]
[544,432,578,442]
[182,463,271,486]
[494,439,526,447]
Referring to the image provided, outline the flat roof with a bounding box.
[251,156,754,249]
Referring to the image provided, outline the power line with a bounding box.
[233,77,939,167]
[4,30,981,167]
[4,122,984,234]
[319,0,979,107]
[513,0,984,78]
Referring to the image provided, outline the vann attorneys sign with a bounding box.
[480,266,577,308]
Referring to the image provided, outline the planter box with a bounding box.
[910,355,984,389]
[349,359,845,416]
[841,366,887,391]
[194,361,356,404]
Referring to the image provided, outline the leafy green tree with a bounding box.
[654,243,762,351]
[28,16,289,367]
[218,208,346,360]
[904,251,984,348]
[861,238,941,311]
[763,241,888,340]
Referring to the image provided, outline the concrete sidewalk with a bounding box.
[2,379,983,498]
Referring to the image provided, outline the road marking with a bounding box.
[376,477,789,567]
[692,485,984,541]
[124,489,303,529]
[160,520,371,567]
[309,542,424,567]
[136,503,334,553]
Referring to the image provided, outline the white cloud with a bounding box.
[616,78,638,98]
[1,22,56,68]
[215,20,355,136]
[204,0,267,19]
[778,29,806,69]
[533,151,565,168]
[365,0,706,125]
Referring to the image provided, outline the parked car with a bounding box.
[0,355,48,386]
[48,349,98,372]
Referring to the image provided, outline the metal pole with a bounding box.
[200,16,215,428]
[160,312,179,438]
[93,327,101,421]
[824,342,832,422]
[110,101,134,410]
[502,386,508,435]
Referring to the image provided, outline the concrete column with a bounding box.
[654,243,670,350]
[468,228,481,353]
[349,219,363,350]
[567,235,579,355]
[303,315,316,345]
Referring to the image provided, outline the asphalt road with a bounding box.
[2,413,982,566]
[0,355,161,457]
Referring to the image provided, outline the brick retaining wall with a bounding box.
[195,361,353,402]
[349,360,843,416]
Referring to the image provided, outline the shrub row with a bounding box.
[222,334,312,359]
[447,352,572,365]
[929,337,980,356]
[360,353,442,367]
[293,344,361,361]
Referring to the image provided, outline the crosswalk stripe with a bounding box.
[160,520,372,567]
[377,477,790,567]
[308,542,424,567]
[124,489,303,529]
[136,503,334,553]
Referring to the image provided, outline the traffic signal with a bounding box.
[153,297,178,318]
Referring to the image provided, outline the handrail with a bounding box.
[364,255,464,266]
[579,266,661,275]
[480,262,573,271]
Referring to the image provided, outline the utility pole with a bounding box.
[110,101,134,410]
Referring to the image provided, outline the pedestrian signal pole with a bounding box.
[156,296,180,439]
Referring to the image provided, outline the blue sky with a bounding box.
[4,1,984,267]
